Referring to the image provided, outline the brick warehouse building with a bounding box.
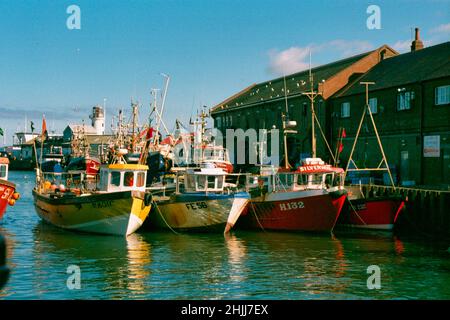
[330,39,450,188]
[211,45,398,168]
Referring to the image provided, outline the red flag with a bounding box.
[146,127,154,140]
[41,116,47,141]
[342,128,346,138]
[339,142,344,153]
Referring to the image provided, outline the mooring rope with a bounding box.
[152,199,180,235]
[346,198,367,225]
[250,201,266,232]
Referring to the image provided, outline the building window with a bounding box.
[435,85,450,105]
[302,102,307,117]
[397,91,414,111]
[216,117,222,128]
[341,102,350,118]
[368,97,378,114]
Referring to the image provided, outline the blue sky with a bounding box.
[0,0,449,145]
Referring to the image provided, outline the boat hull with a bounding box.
[0,179,16,220]
[32,189,151,236]
[236,190,346,232]
[337,198,405,231]
[151,192,249,232]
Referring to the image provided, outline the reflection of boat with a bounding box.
[0,233,9,289]
[32,162,152,236]
[31,222,152,296]
[238,158,347,232]
[0,157,20,220]
[150,168,249,233]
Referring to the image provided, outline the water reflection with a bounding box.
[224,233,248,284]
[31,222,152,298]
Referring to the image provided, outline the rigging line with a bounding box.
[313,112,336,164]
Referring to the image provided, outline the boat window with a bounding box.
[124,172,134,187]
[324,173,334,187]
[110,172,121,186]
[296,174,305,185]
[207,176,216,189]
[217,176,224,189]
[185,174,195,190]
[136,172,145,187]
[197,175,206,190]
[308,174,323,185]
[279,173,294,186]
[0,165,6,178]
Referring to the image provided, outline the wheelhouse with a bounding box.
[99,164,148,192]
[0,157,9,181]
[181,168,226,193]
[254,158,344,193]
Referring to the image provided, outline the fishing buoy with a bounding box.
[8,199,15,206]
[44,181,51,189]
[59,184,66,192]
[51,184,58,191]
[12,192,20,200]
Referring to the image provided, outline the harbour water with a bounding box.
[1,171,450,300]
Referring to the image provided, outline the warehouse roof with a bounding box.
[211,45,397,114]
[334,41,450,97]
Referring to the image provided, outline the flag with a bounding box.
[0,128,3,136]
[41,116,47,141]
[145,127,154,140]
[342,128,347,138]
[338,142,344,153]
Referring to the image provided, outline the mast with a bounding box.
[131,98,138,151]
[301,50,320,158]
[282,75,297,169]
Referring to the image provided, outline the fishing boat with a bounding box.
[237,158,347,232]
[237,73,346,233]
[337,185,404,230]
[0,156,20,220]
[32,161,152,236]
[336,82,405,231]
[149,167,249,233]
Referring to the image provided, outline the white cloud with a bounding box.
[268,46,312,76]
[430,23,450,34]
[326,40,374,57]
[392,40,411,53]
[268,40,375,76]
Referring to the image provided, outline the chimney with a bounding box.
[411,27,424,52]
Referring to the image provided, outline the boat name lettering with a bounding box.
[279,201,305,211]
[299,165,331,172]
[92,201,113,209]
[1,187,12,199]
[185,202,208,210]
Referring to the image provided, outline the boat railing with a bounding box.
[36,170,100,194]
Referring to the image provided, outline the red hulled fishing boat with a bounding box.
[0,157,20,220]
[237,158,347,232]
[336,82,406,231]
[337,185,405,230]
